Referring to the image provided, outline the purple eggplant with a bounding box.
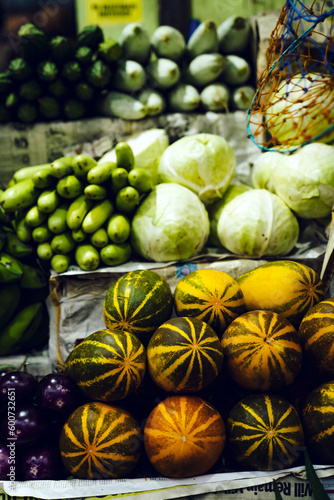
[0,443,11,479]
[20,444,63,480]
[0,369,38,407]
[1,405,47,447]
[35,372,82,419]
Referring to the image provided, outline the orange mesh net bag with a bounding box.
[247,0,334,153]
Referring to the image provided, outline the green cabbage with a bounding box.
[157,133,236,205]
[131,183,210,262]
[208,183,252,247]
[217,189,299,257]
[272,142,334,219]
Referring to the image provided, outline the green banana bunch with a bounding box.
[1,143,154,273]
[0,301,44,356]
[0,206,50,356]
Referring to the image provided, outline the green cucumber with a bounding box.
[168,83,200,112]
[118,22,151,64]
[185,53,225,87]
[96,91,148,120]
[187,20,218,60]
[112,60,146,93]
[151,25,185,61]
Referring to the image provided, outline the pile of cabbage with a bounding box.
[130,133,334,262]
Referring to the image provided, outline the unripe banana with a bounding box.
[111,167,129,194]
[0,283,21,327]
[4,231,33,259]
[37,189,60,213]
[25,205,48,227]
[37,241,54,261]
[51,231,76,254]
[13,163,51,184]
[48,202,69,234]
[72,154,98,178]
[51,254,71,273]
[0,302,43,356]
[20,263,48,289]
[32,224,52,243]
[0,179,39,212]
[90,227,109,248]
[87,161,116,185]
[66,195,94,231]
[32,165,55,188]
[128,168,153,193]
[56,175,84,199]
[106,213,131,243]
[100,242,131,266]
[84,184,107,200]
[0,252,23,283]
[115,142,135,171]
[50,156,74,178]
[75,244,100,271]
[82,199,114,234]
[115,186,140,214]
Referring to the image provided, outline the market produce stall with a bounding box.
[1,1,334,499]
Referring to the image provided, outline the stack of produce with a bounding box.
[2,131,334,272]
[0,195,49,357]
[0,139,161,273]
[0,262,333,486]
[0,16,255,124]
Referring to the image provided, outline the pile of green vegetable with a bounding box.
[0,16,255,123]
[0,197,49,356]
[0,139,158,273]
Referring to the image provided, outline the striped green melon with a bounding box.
[236,260,325,327]
[147,316,224,393]
[59,401,142,479]
[103,269,173,345]
[174,269,245,337]
[302,381,334,464]
[227,393,304,471]
[144,395,226,478]
[221,309,303,391]
[63,329,146,402]
[298,298,334,377]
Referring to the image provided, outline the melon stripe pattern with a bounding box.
[302,381,334,464]
[174,269,245,336]
[60,402,142,479]
[64,329,146,402]
[103,270,173,344]
[147,316,224,393]
[144,395,226,478]
[298,298,334,377]
[227,393,304,471]
[221,310,303,391]
[236,260,324,327]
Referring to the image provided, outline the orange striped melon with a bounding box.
[147,316,224,393]
[103,269,173,345]
[227,393,304,471]
[221,310,303,391]
[63,329,146,402]
[302,381,334,464]
[236,260,325,327]
[144,395,226,478]
[59,401,142,479]
[174,269,245,337]
[298,298,334,378]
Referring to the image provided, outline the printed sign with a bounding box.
[86,0,142,26]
